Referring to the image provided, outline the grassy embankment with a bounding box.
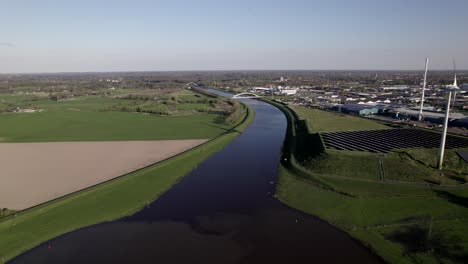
[271,103,468,264]
[0,90,254,261]
[289,105,388,132]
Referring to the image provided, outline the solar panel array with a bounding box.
[457,151,468,163]
[321,128,468,153]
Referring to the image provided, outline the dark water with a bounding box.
[10,90,382,264]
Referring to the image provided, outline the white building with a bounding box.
[279,87,298,95]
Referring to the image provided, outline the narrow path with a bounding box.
[379,155,386,182]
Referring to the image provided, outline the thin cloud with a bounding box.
[0,42,15,47]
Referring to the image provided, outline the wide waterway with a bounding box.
[11,89,382,263]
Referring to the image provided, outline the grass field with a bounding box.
[272,102,468,264]
[401,148,468,177]
[0,92,233,142]
[0,101,255,262]
[277,167,468,264]
[302,149,382,180]
[289,105,388,132]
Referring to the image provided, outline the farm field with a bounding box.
[0,139,206,210]
[0,91,234,142]
[272,102,468,264]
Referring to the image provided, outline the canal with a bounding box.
[10,89,382,263]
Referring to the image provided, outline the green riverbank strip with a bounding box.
[266,100,468,264]
[0,104,255,262]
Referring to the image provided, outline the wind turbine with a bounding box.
[418,58,429,121]
[451,61,458,117]
[437,61,460,169]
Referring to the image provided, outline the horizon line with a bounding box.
[1,68,468,75]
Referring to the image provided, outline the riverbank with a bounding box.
[0,103,255,262]
[267,100,468,264]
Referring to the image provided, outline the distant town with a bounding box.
[208,71,468,136]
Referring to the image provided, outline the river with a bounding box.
[10,89,382,264]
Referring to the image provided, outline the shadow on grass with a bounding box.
[203,122,243,135]
[213,115,228,124]
[445,174,467,184]
[385,225,468,263]
[434,190,468,209]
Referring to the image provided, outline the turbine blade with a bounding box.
[453,60,458,87]
[423,58,429,87]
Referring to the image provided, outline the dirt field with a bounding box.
[0,140,207,210]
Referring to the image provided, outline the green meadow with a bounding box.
[0,92,233,142]
[289,105,388,132]
[277,167,468,264]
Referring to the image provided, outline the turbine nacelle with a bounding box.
[445,85,459,91]
[445,80,459,91]
[445,65,459,91]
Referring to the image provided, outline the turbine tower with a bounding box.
[418,58,429,121]
[451,90,458,118]
[437,61,460,169]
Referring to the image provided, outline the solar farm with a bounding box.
[321,128,468,153]
[281,105,468,264]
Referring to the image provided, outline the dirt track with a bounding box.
[0,140,207,210]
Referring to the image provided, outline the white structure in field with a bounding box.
[418,58,429,121]
[438,62,460,169]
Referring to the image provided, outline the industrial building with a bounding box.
[332,104,379,116]
[451,118,468,128]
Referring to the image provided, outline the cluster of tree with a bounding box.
[105,104,171,116]
[224,99,243,125]
[123,91,219,106]
[0,208,10,218]
[134,107,171,116]
[0,102,36,113]
[49,92,73,101]
[123,94,158,101]
[0,103,17,113]
[177,97,218,104]
[189,87,218,98]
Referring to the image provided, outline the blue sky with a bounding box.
[1,0,467,72]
